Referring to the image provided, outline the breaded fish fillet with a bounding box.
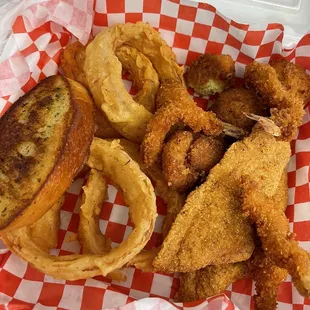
[176,262,250,302]
[176,171,288,304]
[153,129,291,273]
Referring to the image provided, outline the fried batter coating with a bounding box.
[78,169,111,255]
[162,131,225,192]
[61,40,160,140]
[29,196,64,252]
[190,135,225,171]
[116,45,159,113]
[251,248,288,310]
[144,164,186,239]
[94,106,122,139]
[60,41,88,88]
[244,60,307,141]
[248,171,288,310]
[162,131,196,192]
[270,106,305,141]
[154,130,290,273]
[175,171,288,305]
[270,59,310,105]
[176,262,250,302]
[156,79,187,110]
[60,41,121,139]
[85,22,184,142]
[242,179,310,298]
[141,80,223,168]
[162,191,186,239]
[61,42,160,114]
[245,61,292,109]
[212,88,267,131]
[186,54,235,96]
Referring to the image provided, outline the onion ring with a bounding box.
[61,41,160,137]
[60,41,121,139]
[29,196,64,252]
[84,22,184,142]
[78,139,161,273]
[60,41,88,88]
[2,138,157,280]
[116,45,159,113]
[78,169,111,255]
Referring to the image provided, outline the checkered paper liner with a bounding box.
[0,0,309,309]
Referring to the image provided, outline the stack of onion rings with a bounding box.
[84,22,184,142]
[2,138,157,280]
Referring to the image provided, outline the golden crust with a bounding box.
[29,196,64,251]
[85,22,184,142]
[186,54,235,96]
[176,171,288,304]
[189,135,225,173]
[60,41,88,88]
[244,60,307,141]
[162,131,225,192]
[116,45,159,113]
[153,130,291,273]
[270,59,310,105]
[251,248,288,310]
[78,169,111,255]
[176,262,250,302]
[162,131,196,192]
[142,80,223,168]
[242,174,310,298]
[211,88,267,131]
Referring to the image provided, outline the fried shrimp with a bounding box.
[270,59,310,105]
[185,54,235,96]
[249,171,289,310]
[156,78,187,110]
[162,131,196,192]
[244,60,308,109]
[189,135,225,172]
[162,131,225,192]
[244,60,308,141]
[242,179,310,298]
[141,100,223,168]
[142,80,225,167]
[211,88,267,131]
[250,247,288,310]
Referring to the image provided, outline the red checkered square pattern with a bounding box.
[0,0,310,309]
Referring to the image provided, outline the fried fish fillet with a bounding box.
[176,262,250,302]
[153,129,291,273]
[176,171,288,304]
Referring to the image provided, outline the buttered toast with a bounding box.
[0,76,95,231]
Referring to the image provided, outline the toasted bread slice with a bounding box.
[0,75,94,231]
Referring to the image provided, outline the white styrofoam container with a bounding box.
[1,0,309,53]
[194,0,310,48]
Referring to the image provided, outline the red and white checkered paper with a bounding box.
[0,0,309,309]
